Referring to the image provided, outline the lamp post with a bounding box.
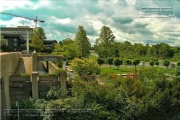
[15,100,19,120]
[26,29,29,54]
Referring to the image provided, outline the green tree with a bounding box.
[133,60,140,70]
[61,38,77,59]
[54,43,62,55]
[155,61,159,68]
[149,60,154,67]
[107,57,114,68]
[177,61,180,66]
[95,26,115,58]
[97,58,104,67]
[125,59,132,68]
[74,25,91,57]
[176,66,180,76]
[30,27,46,40]
[31,35,45,51]
[163,60,170,69]
[71,58,100,78]
[0,35,7,45]
[114,58,123,70]
[159,43,174,58]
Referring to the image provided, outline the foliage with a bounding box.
[71,58,100,78]
[93,41,179,61]
[16,67,180,120]
[55,68,65,76]
[74,25,91,57]
[46,86,67,100]
[31,35,45,51]
[100,67,134,75]
[149,60,154,67]
[155,60,159,68]
[0,34,7,46]
[176,66,180,76]
[95,26,115,58]
[125,59,132,68]
[61,38,77,59]
[113,58,123,70]
[107,57,114,68]
[30,27,46,40]
[18,44,34,52]
[56,60,63,68]
[177,61,180,66]
[97,58,105,67]
[40,48,52,54]
[133,59,140,70]
[163,60,170,68]
[53,43,62,55]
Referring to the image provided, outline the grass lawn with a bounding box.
[100,65,176,75]
[100,67,141,74]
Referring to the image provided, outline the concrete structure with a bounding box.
[0,52,67,119]
[0,52,20,120]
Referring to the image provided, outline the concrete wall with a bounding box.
[48,61,59,74]
[9,76,31,106]
[39,76,59,98]
[0,52,20,120]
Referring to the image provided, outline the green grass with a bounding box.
[100,67,140,74]
[89,55,98,60]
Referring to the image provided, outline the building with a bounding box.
[1,26,33,40]
[0,26,57,52]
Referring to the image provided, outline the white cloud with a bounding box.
[56,18,72,24]
[0,0,33,11]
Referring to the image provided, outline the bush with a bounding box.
[46,86,67,100]
[163,60,170,68]
[176,66,180,76]
[40,48,52,54]
[55,68,65,76]
[177,61,180,66]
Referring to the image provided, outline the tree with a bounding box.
[61,38,77,59]
[149,60,154,67]
[133,60,140,70]
[71,58,100,78]
[0,35,7,45]
[125,59,132,68]
[176,66,180,76]
[97,58,104,67]
[30,27,46,40]
[163,60,170,69]
[74,25,91,57]
[107,57,114,68]
[159,43,174,58]
[95,26,115,58]
[54,43,62,55]
[0,35,7,51]
[114,58,123,70]
[31,35,45,51]
[177,61,180,66]
[155,61,159,68]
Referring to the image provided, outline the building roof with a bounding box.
[43,40,57,44]
[2,33,24,40]
[20,40,57,44]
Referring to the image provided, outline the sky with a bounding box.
[0,0,180,46]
